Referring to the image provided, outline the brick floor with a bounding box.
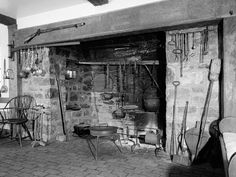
[0,136,225,177]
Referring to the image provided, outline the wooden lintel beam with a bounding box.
[0,14,16,26]
[87,0,108,6]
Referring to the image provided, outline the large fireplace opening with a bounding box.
[61,31,167,149]
[20,23,220,159]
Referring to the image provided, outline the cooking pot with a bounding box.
[90,126,118,136]
[143,97,160,112]
[143,87,160,112]
[112,108,125,119]
[101,92,113,100]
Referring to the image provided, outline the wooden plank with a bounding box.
[0,14,16,26]
[223,16,236,118]
[14,0,236,47]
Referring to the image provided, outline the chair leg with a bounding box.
[16,125,22,147]
[32,120,35,139]
[0,124,6,137]
[10,124,13,140]
[22,123,32,140]
[96,136,99,161]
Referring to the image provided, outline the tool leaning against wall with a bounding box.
[184,58,221,163]
[53,61,68,141]
[172,101,191,166]
[170,80,180,160]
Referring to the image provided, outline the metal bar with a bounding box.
[77,60,159,65]
[24,22,85,44]
[96,136,99,160]
[86,139,96,160]
[143,64,163,95]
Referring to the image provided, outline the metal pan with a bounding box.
[90,126,118,136]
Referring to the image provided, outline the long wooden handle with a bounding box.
[54,63,66,136]
[177,101,189,154]
[194,58,221,159]
[170,105,176,158]
[195,81,213,158]
[170,81,180,158]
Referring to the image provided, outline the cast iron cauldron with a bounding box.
[143,87,160,112]
[90,126,118,136]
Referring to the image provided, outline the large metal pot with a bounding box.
[112,108,125,119]
[143,97,160,112]
[101,92,113,100]
[90,126,118,136]
[143,87,161,112]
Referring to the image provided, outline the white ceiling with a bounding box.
[0,0,162,19]
[0,0,90,18]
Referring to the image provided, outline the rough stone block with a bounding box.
[178,106,197,114]
[70,92,78,101]
[166,67,175,84]
[33,77,50,86]
[82,84,92,91]
[192,96,205,104]
[50,78,55,85]
[49,88,59,99]
[83,109,92,116]
[35,93,44,99]
[192,87,205,93]
[80,104,90,108]
[72,110,83,117]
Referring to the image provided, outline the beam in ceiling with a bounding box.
[0,14,16,26]
[87,0,108,6]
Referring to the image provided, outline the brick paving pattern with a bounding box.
[0,137,225,177]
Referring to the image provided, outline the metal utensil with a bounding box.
[199,31,203,63]
[203,26,209,55]
[179,33,183,77]
[184,33,189,61]
[191,32,196,50]
[1,59,8,93]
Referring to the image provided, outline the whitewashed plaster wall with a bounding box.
[0,24,9,100]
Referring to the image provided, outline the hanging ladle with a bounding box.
[1,59,8,93]
[191,32,196,50]
[4,69,14,80]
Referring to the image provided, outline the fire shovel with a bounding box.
[172,101,191,166]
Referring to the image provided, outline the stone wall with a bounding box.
[20,47,69,142]
[64,63,161,134]
[64,33,165,136]
[19,42,163,142]
[19,25,220,146]
[165,25,220,152]
[20,47,54,142]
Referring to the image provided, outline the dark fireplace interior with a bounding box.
[60,31,167,148]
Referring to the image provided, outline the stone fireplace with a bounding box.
[19,24,220,153]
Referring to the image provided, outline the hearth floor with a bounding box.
[0,136,224,177]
